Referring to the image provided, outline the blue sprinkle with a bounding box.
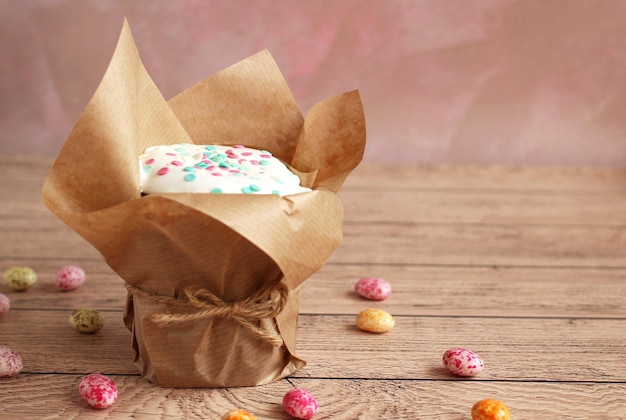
[184,173,196,182]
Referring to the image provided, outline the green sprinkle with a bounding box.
[183,166,196,172]
[143,164,152,173]
[196,162,208,168]
[272,189,281,195]
[249,184,261,192]
[259,160,271,166]
[242,186,254,194]
[210,188,223,194]
[205,145,216,151]
[184,173,196,182]
[219,161,231,168]
[211,155,224,163]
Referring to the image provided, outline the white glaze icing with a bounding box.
[139,143,310,195]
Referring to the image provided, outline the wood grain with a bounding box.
[0,157,625,419]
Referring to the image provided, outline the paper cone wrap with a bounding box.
[42,20,365,388]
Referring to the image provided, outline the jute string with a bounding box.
[128,282,290,347]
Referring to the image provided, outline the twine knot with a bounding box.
[129,282,290,347]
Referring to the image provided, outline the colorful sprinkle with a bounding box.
[211,188,223,194]
[139,143,311,196]
[144,158,155,165]
[471,399,511,420]
[283,389,319,419]
[233,144,245,149]
[356,308,394,333]
[79,373,118,409]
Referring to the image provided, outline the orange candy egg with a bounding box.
[221,409,257,420]
[471,398,511,420]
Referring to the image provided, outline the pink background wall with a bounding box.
[2,0,626,166]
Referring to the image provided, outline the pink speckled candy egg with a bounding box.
[442,347,484,377]
[0,345,23,377]
[55,265,86,291]
[0,293,10,316]
[354,277,391,301]
[78,373,118,409]
[283,388,319,419]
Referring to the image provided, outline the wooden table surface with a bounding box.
[1,156,625,419]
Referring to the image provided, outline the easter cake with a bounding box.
[139,143,310,195]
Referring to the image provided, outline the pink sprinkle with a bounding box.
[250,160,259,165]
[206,166,216,170]
[202,160,211,165]
[227,153,238,159]
[157,167,170,176]
[238,159,247,164]
[170,160,182,166]
[242,152,253,156]
[233,144,245,149]
[229,169,240,173]
[144,158,155,165]
[260,154,272,158]
[165,152,177,156]
[211,172,223,176]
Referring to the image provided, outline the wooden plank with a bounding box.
[340,189,626,226]
[0,375,624,419]
[2,311,624,382]
[343,163,626,192]
[6,185,626,227]
[4,259,626,318]
[2,219,626,268]
[302,264,626,318]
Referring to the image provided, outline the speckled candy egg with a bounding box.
[0,345,23,377]
[221,409,257,420]
[55,265,86,291]
[472,398,511,420]
[283,388,319,419]
[356,308,395,333]
[354,277,391,301]
[79,373,118,409]
[3,266,37,291]
[0,293,10,316]
[69,309,104,333]
[442,347,484,377]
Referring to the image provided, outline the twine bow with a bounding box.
[129,282,290,347]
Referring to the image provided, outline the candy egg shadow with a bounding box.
[428,365,482,380]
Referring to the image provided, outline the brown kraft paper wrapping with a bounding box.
[42,20,365,388]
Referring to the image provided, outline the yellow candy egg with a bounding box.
[69,309,105,333]
[356,308,394,333]
[3,266,37,291]
[471,398,511,420]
